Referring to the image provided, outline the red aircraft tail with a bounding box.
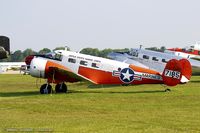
[162,59,192,86]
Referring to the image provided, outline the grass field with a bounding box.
[0,75,200,133]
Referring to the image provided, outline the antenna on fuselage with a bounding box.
[139,45,143,49]
[65,46,70,51]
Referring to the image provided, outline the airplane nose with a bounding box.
[25,55,34,65]
[29,57,47,78]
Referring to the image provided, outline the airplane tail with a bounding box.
[162,59,192,86]
[0,36,10,54]
[0,36,10,59]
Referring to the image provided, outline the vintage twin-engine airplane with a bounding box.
[26,49,192,94]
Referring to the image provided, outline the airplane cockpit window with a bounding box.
[54,53,63,61]
[187,49,194,52]
[44,52,63,61]
[129,50,138,57]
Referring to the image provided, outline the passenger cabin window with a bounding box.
[68,58,76,63]
[162,59,167,63]
[152,57,158,61]
[92,63,99,68]
[143,55,149,59]
[80,60,88,66]
[198,51,200,55]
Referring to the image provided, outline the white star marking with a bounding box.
[122,69,133,81]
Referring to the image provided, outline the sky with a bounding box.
[1,0,200,52]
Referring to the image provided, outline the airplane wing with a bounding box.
[107,51,165,73]
[107,52,150,69]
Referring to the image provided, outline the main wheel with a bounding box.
[55,83,67,93]
[40,84,52,94]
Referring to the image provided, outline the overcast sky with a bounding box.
[1,0,200,51]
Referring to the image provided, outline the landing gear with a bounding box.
[39,83,67,94]
[55,83,68,93]
[40,84,52,94]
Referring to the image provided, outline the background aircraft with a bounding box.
[166,42,200,59]
[25,49,191,94]
[0,62,26,73]
[108,48,200,75]
[0,36,10,59]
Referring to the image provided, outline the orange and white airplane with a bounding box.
[25,49,192,94]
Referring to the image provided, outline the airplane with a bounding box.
[0,36,10,59]
[107,48,200,77]
[0,62,26,73]
[25,49,192,94]
[166,42,200,59]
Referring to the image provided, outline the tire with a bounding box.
[40,84,52,94]
[55,83,67,93]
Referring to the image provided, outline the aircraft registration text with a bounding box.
[164,69,181,79]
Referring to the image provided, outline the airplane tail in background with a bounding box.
[162,59,192,86]
[0,36,10,59]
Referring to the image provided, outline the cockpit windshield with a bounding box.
[129,49,139,57]
[43,51,63,61]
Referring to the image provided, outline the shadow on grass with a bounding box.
[190,80,200,83]
[69,90,166,94]
[0,91,39,97]
[0,89,166,97]
[88,84,122,89]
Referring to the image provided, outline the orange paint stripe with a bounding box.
[129,64,160,75]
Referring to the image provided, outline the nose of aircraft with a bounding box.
[25,55,34,65]
[29,57,47,78]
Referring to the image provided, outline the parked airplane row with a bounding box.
[1,36,199,94]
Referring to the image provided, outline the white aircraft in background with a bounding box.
[0,62,26,73]
[107,48,200,75]
[25,49,191,94]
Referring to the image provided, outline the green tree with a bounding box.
[99,48,113,58]
[11,50,24,62]
[39,48,51,54]
[23,49,36,57]
[80,48,100,56]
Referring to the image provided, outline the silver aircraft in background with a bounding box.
[108,48,200,74]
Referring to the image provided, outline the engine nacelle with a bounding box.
[30,57,47,78]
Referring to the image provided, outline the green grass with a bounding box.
[0,75,200,133]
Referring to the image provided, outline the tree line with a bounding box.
[0,46,166,62]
